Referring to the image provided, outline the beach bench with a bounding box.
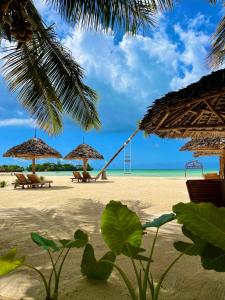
[13,173,31,189]
[82,171,97,182]
[71,171,83,182]
[203,173,220,179]
[27,174,53,188]
[186,179,225,207]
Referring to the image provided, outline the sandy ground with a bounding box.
[0,175,225,300]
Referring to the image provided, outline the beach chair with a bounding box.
[71,171,83,182]
[27,174,53,188]
[203,173,220,179]
[13,173,31,189]
[186,179,225,207]
[82,171,97,182]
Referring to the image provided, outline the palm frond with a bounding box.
[46,0,173,34]
[208,16,225,68]
[0,1,101,135]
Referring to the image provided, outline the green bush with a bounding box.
[0,181,7,188]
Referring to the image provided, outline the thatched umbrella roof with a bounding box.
[3,138,62,159]
[180,137,225,152]
[140,68,225,138]
[3,138,62,174]
[193,150,224,157]
[64,144,104,160]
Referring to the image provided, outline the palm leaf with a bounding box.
[208,16,225,68]
[0,2,101,135]
[46,0,173,34]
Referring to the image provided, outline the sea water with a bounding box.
[35,169,217,177]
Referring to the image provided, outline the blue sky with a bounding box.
[0,1,223,170]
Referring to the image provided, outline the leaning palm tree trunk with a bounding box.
[96,128,140,180]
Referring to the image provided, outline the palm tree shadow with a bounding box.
[0,198,150,299]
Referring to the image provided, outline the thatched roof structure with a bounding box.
[140,68,225,138]
[64,144,104,160]
[180,137,225,152]
[193,150,224,157]
[3,138,62,159]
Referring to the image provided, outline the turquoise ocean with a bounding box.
[35,169,217,177]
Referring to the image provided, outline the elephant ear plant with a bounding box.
[27,230,88,300]
[173,202,225,272]
[93,200,186,300]
[0,248,24,276]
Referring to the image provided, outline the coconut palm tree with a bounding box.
[0,0,173,135]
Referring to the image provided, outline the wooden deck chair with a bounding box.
[82,171,97,182]
[71,171,83,182]
[14,173,31,189]
[203,173,220,179]
[27,174,52,188]
[186,179,225,207]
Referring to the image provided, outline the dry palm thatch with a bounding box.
[140,68,225,138]
[64,143,104,172]
[3,138,62,159]
[64,144,104,160]
[180,137,225,152]
[3,138,62,173]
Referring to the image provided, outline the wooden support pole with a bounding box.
[83,159,88,172]
[32,158,36,174]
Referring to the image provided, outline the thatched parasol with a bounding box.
[3,138,62,173]
[64,144,104,172]
[180,138,225,178]
[140,68,225,138]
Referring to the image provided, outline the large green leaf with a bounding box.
[173,202,225,251]
[142,213,176,229]
[81,243,116,280]
[0,248,25,276]
[31,233,60,252]
[59,230,88,248]
[122,243,149,261]
[101,201,143,255]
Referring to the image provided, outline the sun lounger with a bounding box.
[71,171,83,182]
[13,173,31,189]
[186,179,225,207]
[203,173,220,179]
[27,174,52,188]
[82,171,97,182]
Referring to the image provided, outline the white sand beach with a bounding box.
[0,175,224,300]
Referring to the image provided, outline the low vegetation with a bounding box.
[0,181,7,188]
[0,201,224,299]
[0,165,24,172]
[26,162,93,172]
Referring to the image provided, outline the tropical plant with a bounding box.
[0,248,24,276]
[0,1,173,135]
[0,180,7,188]
[81,200,186,300]
[173,202,225,272]
[27,230,88,300]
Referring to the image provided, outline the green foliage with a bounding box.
[101,200,143,255]
[81,243,116,280]
[99,201,181,300]
[28,230,88,300]
[0,165,24,172]
[173,202,225,273]
[0,248,24,276]
[142,213,176,229]
[26,162,93,172]
[0,181,7,188]
[173,202,225,251]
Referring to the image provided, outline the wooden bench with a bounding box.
[186,179,225,207]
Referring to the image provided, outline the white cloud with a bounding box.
[62,14,211,130]
[0,118,34,127]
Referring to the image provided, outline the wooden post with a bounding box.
[32,158,36,174]
[220,155,225,179]
[83,159,88,172]
[96,128,140,180]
